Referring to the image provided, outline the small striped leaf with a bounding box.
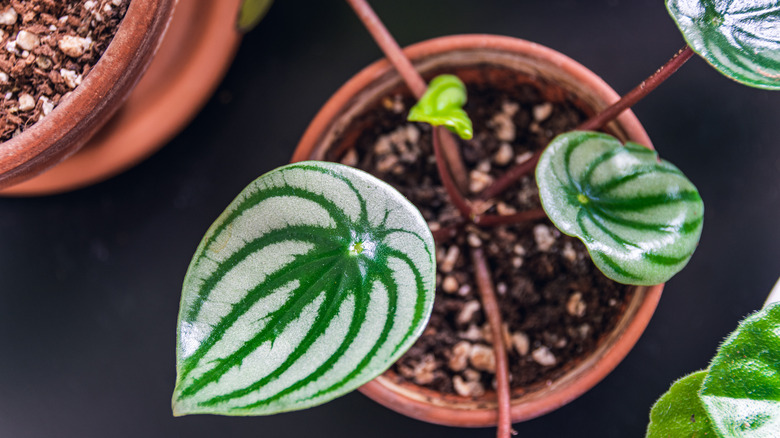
[536,131,704,285]
[173,161,435,416]
[408,74,474,140]
[646,371,718,438]
[700,303,780,437]
[667,0,780,90]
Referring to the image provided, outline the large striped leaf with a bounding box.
[536,131,703,285]
[667,0,780,90]
[700,303,780,437]
[172,161,435,416]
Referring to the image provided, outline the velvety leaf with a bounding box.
[237,0,274,32]
[700,303,780,437]
[646,371,719,438]
[407,74,473,139]
[666,0,780,90]
[535,131,703,285]
[173,161,435,416]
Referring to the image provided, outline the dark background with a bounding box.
[1,0,778,436]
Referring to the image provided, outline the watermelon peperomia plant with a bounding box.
[173,0,778,437]
[646,279,780,437]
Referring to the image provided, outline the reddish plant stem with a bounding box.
[345,0,470,193]
[479,150,542,201]
[475,208,547,227]
[471,247,513,438]
[578,45,694,131]
[345,0,426,97]
[479,45,694,202]
[431,222,460,244]
[434,127,473,218]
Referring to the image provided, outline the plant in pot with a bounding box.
[0,0,177,189]
[171,0,778,436]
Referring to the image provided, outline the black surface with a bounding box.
[2,1,779,437]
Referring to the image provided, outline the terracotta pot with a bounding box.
[0,0,243,196]
[292,34,664,427]
[0,0,178,190]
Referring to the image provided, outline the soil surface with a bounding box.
[0,0,129,142]
[326,66,633,398]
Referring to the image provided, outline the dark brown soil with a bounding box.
[0,0,129,142]
[326,66,633,398]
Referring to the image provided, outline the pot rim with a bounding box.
[0,0,178,189]
[291,33,663,427]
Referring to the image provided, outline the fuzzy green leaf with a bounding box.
[646,371,719,438]
[173,161,435,416]
[535,131,703,285]
[237,0,274,32]
[667,0,780,90]
[700,303,780,437]
[408,74,473,140]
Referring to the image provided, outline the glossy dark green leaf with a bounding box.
[646,371,719,438]
[173,161,435,416]
[407,74,473,140]
[667,0,780,90]
[536,131,704,285]
[237,0,274,32]
[700,303,780,436]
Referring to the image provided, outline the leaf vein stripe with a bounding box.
[179,246,342,384]
[278,261,401,406]
[199,260,357,407]
[595,191,701,211]
[588,165,683,197]
[178,256,343,397]
[225,262,371,410]
[186,227,341,322]
[590,204,703,234]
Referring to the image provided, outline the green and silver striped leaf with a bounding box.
[667,0,780,90]
[172,161,435,416]
[700,303,780,437]
[536,131,704,285]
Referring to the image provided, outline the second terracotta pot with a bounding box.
[293,34,663,427]
[0,0,177,190]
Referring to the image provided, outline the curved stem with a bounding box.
[475,208,547,227]
[434,127,473,219]
[431,222,461,244]
[345,0,426,98]
[578,45,694,131]
[479,150,542,201]
[471,247,513,438]
[345,0,469,192]
[479,45,694,202]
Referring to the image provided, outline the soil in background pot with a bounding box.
[325,66,633,398]
[0,0,129,142]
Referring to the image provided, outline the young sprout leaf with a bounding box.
[535,131,703,285]
[666,0,780,90]
[408,74,473,140]
[237,0,274,32]
[700,303,780,437]
[172,161,435,416]
[646,370,718,438]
